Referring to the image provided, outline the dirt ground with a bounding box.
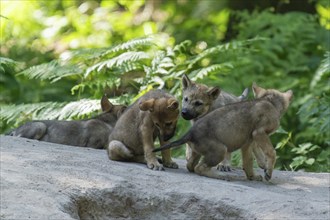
[1,135,329,219]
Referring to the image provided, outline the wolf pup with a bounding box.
[154,83,293,181]
[107,89,180,171]
[181,74,249,171]
[7,95,126,149]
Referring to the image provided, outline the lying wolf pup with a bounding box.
[154,83,293,181]
[7,95,126,149]
[107,89,180,171]
[181,74,249,171]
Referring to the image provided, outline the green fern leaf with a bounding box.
[68,37,154,62]
[0,57,22,72]
[1,97,125,128]
[191,63,234,80]
[311,51,330,88]
[85,51,150,77]
[103,37,154,55]
[173,40,192,55]
[18,60,83,82]
[188,38,264,70]
[1,102,66,125]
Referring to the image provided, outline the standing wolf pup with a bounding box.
[107,89,180,171]
[181,74,249,171]
[7,95,126,149]
[154,83,293,181]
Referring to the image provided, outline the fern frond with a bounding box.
[1,97,126,127]
[311,51,330,88]
[173,40,192,55]
[69,48,110,61]
[57,99,100,119]
[18,60,83,82]
[119,62,144,73]
[191,63,234,80]
[0,102,66,124]
[188,38,263,69]
[68,37,154,62]
[85,51,150,77]
[71,78,120,95]
[0,57,23,72]
[102,37,154,55]
[146,51,174,76]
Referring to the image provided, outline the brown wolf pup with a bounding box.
[7,95,126,149]
[107,89,180,171]
[181,74,249,171]
[154,83,293,181]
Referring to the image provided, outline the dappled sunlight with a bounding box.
[56,175,113,190]
[292,175,330,187]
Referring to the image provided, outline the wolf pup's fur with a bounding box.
[181,74,249,171]
[154,83,293,181]
[107,89,180,171]
[7,95,126,149]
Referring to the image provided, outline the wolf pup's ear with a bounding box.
[101,95,114,112]
[207,87,221,100]
[139,99,155,112]
[284,90,293,102]
[182,74,192,89]
[167,98,179,111]
[252,82,266,98]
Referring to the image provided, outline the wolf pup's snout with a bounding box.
[163,128,176,141]
[181,108,194,120]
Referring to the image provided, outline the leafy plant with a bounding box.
[1,36,258,135]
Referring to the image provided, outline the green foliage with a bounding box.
[291,51,330,172]
[1,36,257,137]
[18,60,82,83]
[289,143,330,172]
[228,10,330,172]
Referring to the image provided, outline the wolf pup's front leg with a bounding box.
[160,140,178,169]
[140,121,164,171]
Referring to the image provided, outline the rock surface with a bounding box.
[0,135,329,220]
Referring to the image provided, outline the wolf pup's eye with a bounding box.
[184,97,188,102]
[194,101,203,106]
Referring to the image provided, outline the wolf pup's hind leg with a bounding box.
[252,131,276,181]
[193,141,228,179]
[252,142,267,170]
[241,144,263,181]
[186,150,201,173]
[12,122,47,140]
[107,140,135,161]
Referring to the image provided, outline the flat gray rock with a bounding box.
[1,135,329,219]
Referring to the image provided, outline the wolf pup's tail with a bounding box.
[238,88,249,101]
[153,132,191,152]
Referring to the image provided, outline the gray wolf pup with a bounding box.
[181,74,249,171]
[107,89,180,171]
[154,83,293,181]
[7,95,126,149]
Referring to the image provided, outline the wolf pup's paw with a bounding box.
[216,164,232,172]
[147,161,164,171]
[247,174,263,181]
[163,160,179,169]
[264,169,272,181]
